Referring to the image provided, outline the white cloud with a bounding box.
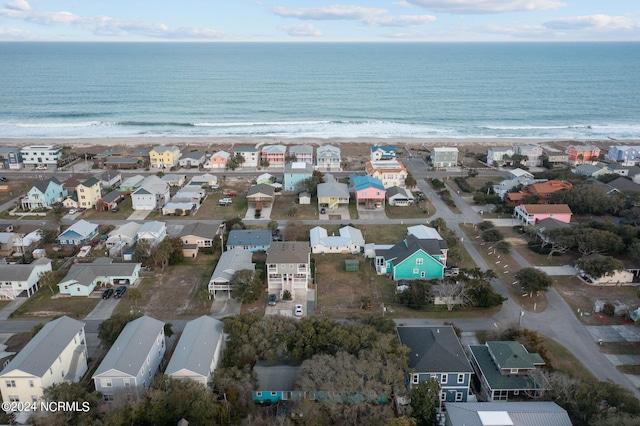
[0,26,47,40]
[0,2,235,39]
[5,0,30,12]
[277,24,322,37]
[272,5,387,20]
[406,0,566,14]
[544,14,639,31]
[363,14,436,27]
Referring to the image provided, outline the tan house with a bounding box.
[150,145,181,169]
[178,223,217,258]
[207,151,230,169]
[246,184,275,210]
[77,177,102,209]
[365,160,408,188]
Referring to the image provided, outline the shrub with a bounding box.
[602,302,615,316]
[454,177,474,193]
[482,228,504,242]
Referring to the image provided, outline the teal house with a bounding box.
[283,162,314,191]
[375,235,446,280]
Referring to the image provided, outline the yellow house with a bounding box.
[150,145,181,169]
[77,177,102,209]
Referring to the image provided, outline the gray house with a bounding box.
[92,316,165,401]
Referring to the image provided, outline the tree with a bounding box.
[127,287,142,307]
[151,238,172,269]
[168,236,184,265]
[482,228,504,242]
[495,240,512,254]
[574,229,625,255]
[98,313,142,345]
[267,220,279,233]
[576,256,624,279]
[434,280,468,311]
[510,153,529,167]
[133,239,152,263]
[514,267,553,293]
[39,382,100,426]
[195,287,210,308]
[411,378,440,426]
[397,280,431,310]
[405,172,417,189]
[31,322,44,337]
[230,269,262,303]
[521,194,542,204]
[259,159,269,168]
[39,270,59,295]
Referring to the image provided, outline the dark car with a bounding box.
[111,207,119,212]
[268,294,277,306]
[113,285,127,298]
[0,177,7,182]
[320,207,326,214]
[102,288,114,299]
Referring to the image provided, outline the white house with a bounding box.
[106,222,141,249]
[309,226,364,254]
[386,186,414,206]
[178,151,205,168]
[20,145,62,169]
[136,221,167,247]
[131,175,170,211]
[186,173,218,188]
[515,145,543,167]
[165,316,224,387]
[161,174,186,187]
[209,248,255,299]
[93,316,165,400]
[289,145,314,164]
[0,316,87,407]
[98,170,122,189]
[233,147,259,168]
[58,258,141,296]
[431,147,459,168]
[316,145,341,171]
[0,258,52,300]
[486,147,514,167]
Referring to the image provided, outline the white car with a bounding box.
[294,304,304,317]
[68,209,77,215]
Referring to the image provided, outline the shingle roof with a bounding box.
[289,145,314,155]
[32,177,62,195]
[101,190,122,204]
[380,235,447,265]
[486,341,545,369]
[0,316,84,377]
[608,177,640,194]
[152,145,179,154]
[227,230,272,247]
[386,186,413,199]
[180,151,205,160]
[93,316,164,377]
[266,242,310,264]
[397,326,472,373]
[247,184,275,198]
[261,145,286,154]
[317,181,349,198]
[445,402,572,426]
[80,176,100,188]
[179,223,217,239]
[469,345,541,391]
[520,204,572,214]
[234,146,258,153]
[165,316,223,378]
[0,258,51,282]
[59,220,98,239]
[60,260,140,288]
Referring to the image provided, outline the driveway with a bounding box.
[210,298,242,319]
[84,297,121,320]
[537,266,577,276]
[127,209,152,220]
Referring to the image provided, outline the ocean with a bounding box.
[0,42,639,140]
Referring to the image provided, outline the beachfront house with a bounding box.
[0,258,52,300]
[56,220,99,246]
[20,145,62,169]
[468,341,549,401]
[283,162,314,191]
[0,316,87,406]
[266,242,310,300]
[288,145,314,164]
[607,146,640,166]
[233,147,259,168]
[542,147,569,165]
[93,316,165,400]
[21,177,67,210]
[431,147,459,168]
[316,145,341,171]
[487,147,515,167]
[131,175,170,210]
[209,248,255,298]
[58,258,141,296]
[0,147,24,169]
[207,151,231,169]
[149,145,181,169]
[261,145,286,167]
[165,316,225,386]
[352,175,386,209]
[397,326,473,406]
[566,144,601,165]
[515,145,543,167]
[178,151,205,168]
[365,160,408,188]
[513,204,572,226]
[370,145,396,161]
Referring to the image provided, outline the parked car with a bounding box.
[444,267,460,277]
[68,209,77,215]
[320,207,326,214]
[0,176,7,182]
[218,198,233,206]
[224,191,237,197]
[102,288,114,299]
[294,304,304,317]
[268,294,277,306]
[113,285,127,298]
[111,207,119,212]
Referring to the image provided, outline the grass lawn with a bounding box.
[385,202,433,219]
[617,365,640,375]
[600,342,640,355]
[542,336,595,379]
[358,224,408,244]
[11,287,100,320]
[500,227,578,268]
[80,196,133,220]
[194,194,248,220]
[270,194,319,220]
[348,203,359,219]
[0,177,35,205]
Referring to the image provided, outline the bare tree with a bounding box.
[433,280,469,311]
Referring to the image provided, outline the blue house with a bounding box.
[227,230,272,252]
[397,326,474,408]
[607,145,640,165]
[20,177,68,210]
[370,145,396,161]
[56,220,99,246]
[375,234,447,279]
[283,162,314,191]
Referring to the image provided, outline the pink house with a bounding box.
[513,204,572,226]
[207,151,230,169]
[566,145,601,165]
[353,175,385,209]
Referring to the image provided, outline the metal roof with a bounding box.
[445,402,571,426]
[165,316,223,378]
[210,248,255,283]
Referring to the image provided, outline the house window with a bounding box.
[440,392,446,401]
[412,374,419,384]
[455,392,463,402]
[5,380,16,388]
[440,374,448,384]
[416,258,423,265]
[124,379,130,387]
[101,379,112,388]
[420,272,426,278]
[514,390,520,395]
[271,392,277,396]
[457,374,464,384]
[29,380,34,388]
[510,368,518,374]
[103,394,114,402]
[413,268,419,274]
[9,396,19,403]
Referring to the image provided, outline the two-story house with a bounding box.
[513,204,572,226]
[515,146,543,167]
[468,341,549,401]
[56,220,99,246]
[21,178,67,210]
[131,175,170,210]
[178,223,216,258]
[207,151,231,169]
[266,242,310,300]
[233,147,259,168]
[0,258,52,300]
[20,145,62,169]
[93,316,165,401]
[136,221,167,247]
[370,145,396,161]
[365,160,408,188]
[431,147,459,168]
[0,147,24,169]
[283,162,314,191]
[607,145,640,166]
[98,170,123,189]
[149,145,181,169]
[288,145,314,164]
[209,248,255,299]
[375,234,447,280]
[316,145,341,171]
[566,144,601,165]
[352,175,385,209]
[397,326,473,408]
[0,316,87,406]
[317,179,350,210]
[261,145,286,167]
[486,147,514,167]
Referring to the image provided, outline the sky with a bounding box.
[0,0,639,42]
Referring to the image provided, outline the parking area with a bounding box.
[587,325,640,343]
[319,205,350,220]
[265,291,309,318]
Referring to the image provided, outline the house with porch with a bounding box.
[310,226,364,254]
[207,151,230,169]
[566,144,601,165]
[370,145,396,161]
[0,233,20,257]
[289,145,314,164]
[246,184,275,210]
[607,145,640,166]
[261,145,286,167]
[317,180,350,209]
[573,163,608,178]
[0,316,87,406]
[165,316,225,386]
[93,316,165,400]
[397,326,473,407]
[161,174,186,187]
[226,229,272,252]
[178,223,216,258]
[178,151,205,168]
[98,170,122,189]
[266,242,310,300]
[131,175,170,211]
[74,177,102,209]
[233,146,260,168]
[487,147,515,167]
[119,175,145,193]
[58,258,141,296]
[21,177,67,210]
[106,222,141,251]
[283,162,313,191]
[20,145,62,169]
[515,145,543,167]
[431,147,459,168]
[136,221,167,247]
[352,175,385,209]
[375,234,447,280]
[513,204,572,226]
[468,341,549,402]
[0,257,51,300]
[149,145,181,169]
[56,220,99,246]
[365,160,408,188]
[208,248,255,298]
[542,147,569,165]
[316,145,341,171]
[386,186,414,206]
